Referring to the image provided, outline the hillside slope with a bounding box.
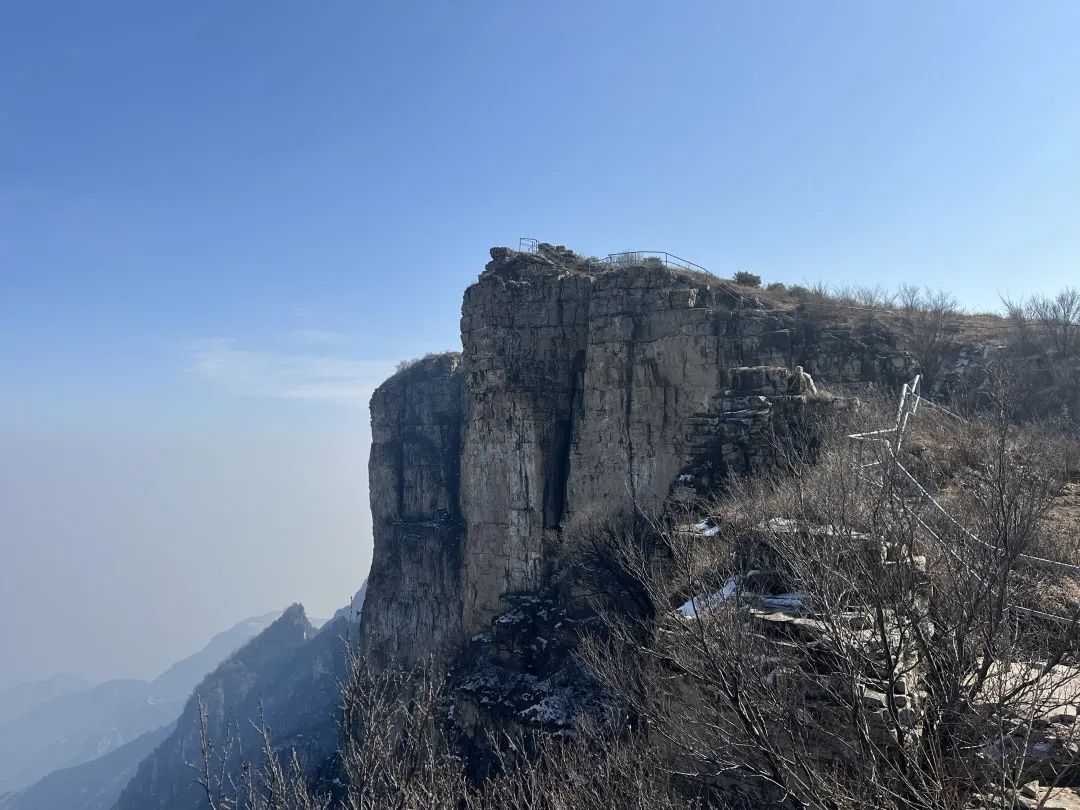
[0,675,89,727]
[0,723,174,810]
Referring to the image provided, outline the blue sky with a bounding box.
[2,1,1080,685]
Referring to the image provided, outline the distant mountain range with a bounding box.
[0,585,364,810]
[0,724,175,810]
[0,610,282,802]
[116,595,364,810]
[0,674,89,727]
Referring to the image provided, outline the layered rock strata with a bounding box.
[677,365,851,493]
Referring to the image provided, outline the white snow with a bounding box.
[679,577,738,618]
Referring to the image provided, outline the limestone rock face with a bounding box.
[363,353,466,667]
[458,263,592,636]
[360,246,912,668]
[566,266,739,516]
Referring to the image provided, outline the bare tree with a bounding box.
[335,654,693,810]
[1027,288,1080,360]
[997,290,1080,422]
[473,725,692,810]
[899,283,923,318]
[905,288,961,385]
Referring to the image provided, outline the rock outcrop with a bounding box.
[360,245,913,669]
[676,365,849,493]
[364,354,465,667]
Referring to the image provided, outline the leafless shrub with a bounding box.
[1029,288,1080,359]
[903,288,961,384]
[566,504,669,622]
[853,284,898,310]
[787,283,812,301]
[337,658,465,810]
[898,283,923,318]
[611,251,644,267]
[998,290,1080,422]
[474,725,693,810]
[1004,288,1080,361]
[192,646,692,809]
[335,654,700,809]
[1001,294,1037,356]
[194,696,329,810]
[580,402,1080,809]
[797,282,897,311]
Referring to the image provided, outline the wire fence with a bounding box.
[848,376,1079,626]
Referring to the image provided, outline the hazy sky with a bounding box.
[3,2,1080,688]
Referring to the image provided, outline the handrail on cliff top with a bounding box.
[601,251,712,275]
[517,240,727,287]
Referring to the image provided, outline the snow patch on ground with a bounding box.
[679,577,738,617]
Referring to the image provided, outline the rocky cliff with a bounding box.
[359,245,914,670]
[363,354,466,666]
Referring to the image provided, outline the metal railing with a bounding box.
[515,241,739,294]
[600,250,712,275]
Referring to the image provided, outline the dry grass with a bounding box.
[1040,482,1080,565]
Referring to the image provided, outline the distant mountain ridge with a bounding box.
[117,588,365,810]
[0,611,281,798]
[0,674,89,727]
[149,611,283,703]
[0,585,365,810]
[0,723,175,810]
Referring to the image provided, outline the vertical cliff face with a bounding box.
[360,246,912,668]
[457,263,592,633]
[566,266,746,513]
[363,353,465,666]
